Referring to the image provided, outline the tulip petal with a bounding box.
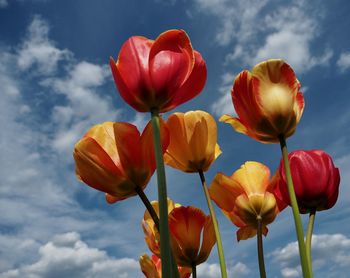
[74,137,134,196]
[141,118,169,172]
[219,114,248,135]
[139,254,160,278]
[105,193,126,204]
[149,30,194,101]
[84,122,120,166]
[197,216,216,264]
[110,57,148,112]
[232,161,270,195]
[169,206,206,263]
[166,51,207,112]
[236,226,257,241]
[209,172,244,212]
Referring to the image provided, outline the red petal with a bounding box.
[163,51,207,112]
[149,30,194,105]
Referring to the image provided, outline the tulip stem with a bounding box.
[306,210,316,271]
[150,109,175,278]
[198,170,228,278]
[257,216,266,278]
[135,186,160,231]
[192,264,197,278]
[279,136,312,278]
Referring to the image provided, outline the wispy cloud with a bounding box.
[337,52,350,72]
[270,234,350,277]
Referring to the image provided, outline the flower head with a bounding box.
[142,198,180,256]
[110,29,207,113]
[73,121,168,203]
[139,254,191,278]
[275,150,340,213]
[220,59,304,143]
[169,206,216,267]
[164,110,221,172]
[209,161,285,241]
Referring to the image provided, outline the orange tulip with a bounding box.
[220,59,304,143]
[73,121,168,203]
[164,110,222,172]
[139,254,191,278]
[209,161,285,241]
[110,29,207,113]
[168,206,216,267]
[142,198,180,256]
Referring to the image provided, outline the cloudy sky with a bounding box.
[0,0,349,277]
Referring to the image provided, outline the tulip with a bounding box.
[164,110,221,173]
[168,206,216,270]
[164,110,227,277]
[110,29,207,113]
[142,198,180,257]
[209,161,284,241]
[276,150,340,214]
[276,150,340,272]
[139,254,191,278]
[220,59,304,144]
[73,121,169,202]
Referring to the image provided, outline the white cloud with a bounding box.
[210,72,236,117]
[271,234,350,277]
[337,52,350,72]
[197,261,250,278]
[44,60,120,156]
[1,232,140,278]
[195,0,332,74]
[17,15,71,75]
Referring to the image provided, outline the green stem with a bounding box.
[198,170,228,278]
[192,264,197,278]
[306,210,316,271]
[279,136,312,278]
[257,217,266,278]
[150,109,173,278]
[135,186,159,231]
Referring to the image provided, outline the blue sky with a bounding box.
[1,0,350,277]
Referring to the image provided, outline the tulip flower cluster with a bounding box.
[72,29,341,278]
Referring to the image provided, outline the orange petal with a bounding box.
[73,137,133,196]
[236,226,257,241]
[219,114,248,135]
[141,118,169,172]
[209,172,243,212]
[197,216,216,264]
[139,254,160,278]
[105,193,126,204]
[169,206,206,264]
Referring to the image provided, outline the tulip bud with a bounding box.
[276,150,340,213]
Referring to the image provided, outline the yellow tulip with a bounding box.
[209,161,285,241]
[164,110,221,172]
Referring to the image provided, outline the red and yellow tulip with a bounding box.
[220,59,304,143]
[110,30,207,113]
[209,161,285,241]
[164,110,221,172]
[73,121,168,202]
[142,198,180,256]
[139,254,191,278]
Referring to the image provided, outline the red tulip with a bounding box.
[276,150,340,213]
[110,29,207,113]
